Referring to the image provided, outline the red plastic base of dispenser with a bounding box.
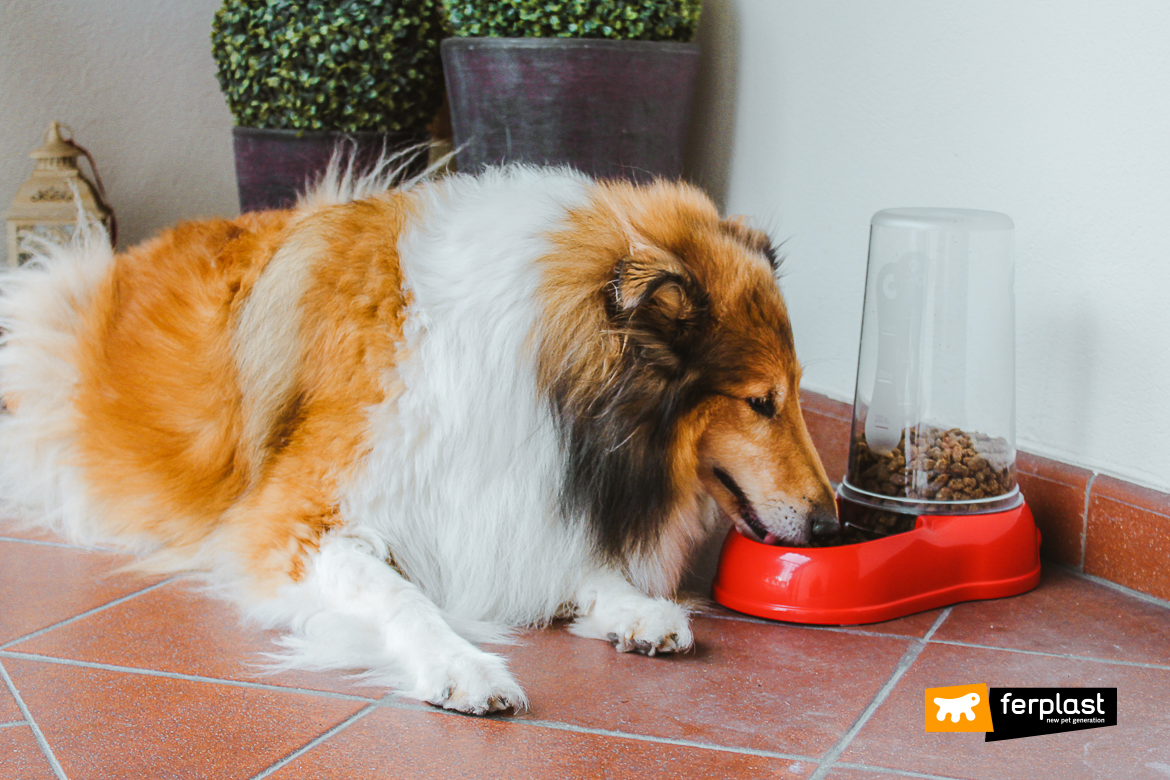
[711,502,1040,625]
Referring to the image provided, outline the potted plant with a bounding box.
[211,0,445,212]
[439,0,702,181]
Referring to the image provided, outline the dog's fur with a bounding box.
[0,160,836,713]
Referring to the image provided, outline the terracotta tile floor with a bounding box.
[2,518,1169,780]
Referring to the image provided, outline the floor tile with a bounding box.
[0,672,23,723]
[933,565,1170,667]
[1086,476,1170,601]
[841,642,1170,780]
[697,604,946,640]
[268,704,811,780]
[826,767,964,779]
[489,616,913,758]
[0,516,77,545]
[800,392,852,484]
[3,656,368,780]
[0,540,163,646]
[8,579,385,698]
[841,608,947,639]
[1016,452,1092,568]
[0,725,57,780]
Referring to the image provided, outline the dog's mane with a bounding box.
[552,336,709,563]
[534,180,725,564]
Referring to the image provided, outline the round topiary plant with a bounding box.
[442,0,701,42]
[211,0,445,135]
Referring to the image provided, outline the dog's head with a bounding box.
[540,179,838,557]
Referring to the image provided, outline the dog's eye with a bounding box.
[746,396,776,418]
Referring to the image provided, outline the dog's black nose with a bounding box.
[807,505,840,542]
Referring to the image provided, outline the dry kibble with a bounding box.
[820,424,1019,546]
[847,424,1017,507]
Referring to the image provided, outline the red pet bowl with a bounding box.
[712,503,1041,625]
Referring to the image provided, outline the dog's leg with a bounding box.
[568,569,694,655]
[263,530,526,714]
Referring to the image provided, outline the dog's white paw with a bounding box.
[415,650,527,715]
[572,596,694,656]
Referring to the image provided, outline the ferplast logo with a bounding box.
[924,684,994,732]
[924,685,1117,741]
[986,688,1116,742]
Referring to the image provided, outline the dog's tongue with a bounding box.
[763,532,778,545]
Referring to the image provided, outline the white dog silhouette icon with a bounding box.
[934,692,980,722]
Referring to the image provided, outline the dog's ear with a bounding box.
[722,216,778,271]
[609,248,709,371]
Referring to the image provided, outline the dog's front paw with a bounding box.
[416,650,527,715]
[572,597,694,656]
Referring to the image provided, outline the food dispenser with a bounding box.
[713,208,1040,624]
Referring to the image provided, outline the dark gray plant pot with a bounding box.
[441,37,700,182]
[231,127,425,213]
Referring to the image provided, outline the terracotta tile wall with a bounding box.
[801,391,1170,603]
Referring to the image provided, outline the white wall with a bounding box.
[0,0,238,251]
[687,0,1170,493]
[3,0,1168,493]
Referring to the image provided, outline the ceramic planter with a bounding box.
[441,38,700,182]
[231,127,424,213]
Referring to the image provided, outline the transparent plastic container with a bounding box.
[838,208,1023,540]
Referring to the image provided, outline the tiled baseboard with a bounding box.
[800,391,1170,602]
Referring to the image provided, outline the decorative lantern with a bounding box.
[5,122,114,267]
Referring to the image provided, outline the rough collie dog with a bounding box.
[0,159,837,714]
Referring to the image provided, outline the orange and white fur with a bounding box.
[0,158,837,714]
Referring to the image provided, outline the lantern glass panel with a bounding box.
[10,221,77,266]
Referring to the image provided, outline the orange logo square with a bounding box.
[925,684,994,732]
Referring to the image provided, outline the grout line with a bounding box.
[1057,563,1170,610]
[0,534,118,552]
[506,716,816,762]
[0,720,30,728]
[0,658,68,780]
[1081,472,1097,571]
[378,695,821,763]
[925,638,1170,672]
[249,701,382,779]
[807,607,953,780]
[1097,500,1170,520]
[832,762,969,780]
[697,609,924,642]
[709,570,1168,670]
[0,651,380,703]
[0,576,181,651]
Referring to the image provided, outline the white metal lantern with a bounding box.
[5,122,114,267]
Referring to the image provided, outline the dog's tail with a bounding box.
[0,219,114,543]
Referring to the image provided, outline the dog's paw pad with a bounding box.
[577,598,694,656]
[420,652,526,715]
